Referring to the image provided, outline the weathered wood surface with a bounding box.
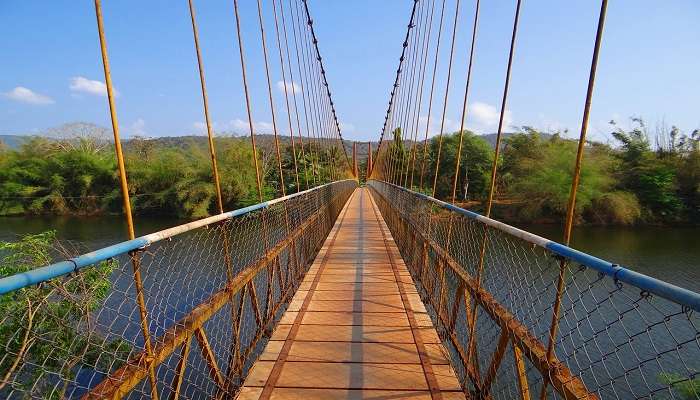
[238,188,465,400]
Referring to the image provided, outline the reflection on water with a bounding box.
[0,215,185,250]
[519,224,700,293]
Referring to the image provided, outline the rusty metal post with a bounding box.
[367,142,373,180]
[465,0,522,386]
[187,2,244,396]
[188,0,224,214]
[540,2,608,399]
[513,341,532,400]
[93,2,159,399]
[352,141,357,178]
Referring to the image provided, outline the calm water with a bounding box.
[1,215,697,293]
[1,215,698,398]
[519,224,700,293]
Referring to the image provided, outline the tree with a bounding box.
[424,131,493,201]
[610,118,683,220]
[0,137,117,216]
[508,134,613,219]
[387,127,408,183]
[0,232,128,396]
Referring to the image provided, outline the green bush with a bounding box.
[0,231,129,395]
[659,372,700,399]
[588,191,641,225]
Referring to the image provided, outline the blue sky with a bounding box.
[1,0,698,143]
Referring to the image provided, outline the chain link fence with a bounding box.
[0,180,356,399]
[369,180,699,400]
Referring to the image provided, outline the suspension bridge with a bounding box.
[1,0,699,399]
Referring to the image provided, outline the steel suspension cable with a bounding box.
[271,0,301,192]
[254,3,303,361]
[290,0,319,185]
[429,0,462,199]
[418,0,448,190]
[385,45,405,183]
[318,92,335,180]
[298,0,326,182]
[388,14,416,185]
[187,4,246,395]
[301,19,327,181]
[93,1,159,397]
[301,0,352,177]
[394,1,423,185]
[540,2,609,399]
[465,0,523,384]
[279,0,310,190]
[188,0,225,213]
[309,20,338,181]
[315,39,340,180]
[255,0,287,197]
[483,0,521,217]
[442,0,480,286]
[405,0,435,188]
[390,3,423,185]
[233,0,264,202]
[402,0,429,187]
[449,0,480,204]
[370,0,420,179]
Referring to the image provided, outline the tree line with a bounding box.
[383,118,699,225]
[1,118,698,225]
[0,132,348,219]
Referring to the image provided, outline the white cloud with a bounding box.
[276,80,301,94]
[470,102,511,128]
[129,118,146,136]
[2,86,54,105]
[69,76,116,97]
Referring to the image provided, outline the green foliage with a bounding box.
[1,119,697,224]
[0,231,129,395]
[423,131,493,200]
[388,128,409,179]
[659,372,700,399]
[496,120,700,224]
[635,164,682,216]
[608,118,696,221]
[502,132,613,221]
[0,136,278,218]
[588,191,641,225]
[0,138,117,216]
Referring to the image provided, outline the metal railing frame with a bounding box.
[369,180,700,312]
[368,179,700,399]
[0,180,355,296]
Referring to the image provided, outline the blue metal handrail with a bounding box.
[0,180,354,295]
[370,179,700,312]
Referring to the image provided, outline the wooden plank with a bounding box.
[240,188,464,400]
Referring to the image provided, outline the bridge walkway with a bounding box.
[237,187,464,399]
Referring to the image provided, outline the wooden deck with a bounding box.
[237,188,464,399]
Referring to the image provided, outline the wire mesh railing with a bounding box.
[368,179,700,400]
[0,179,356,399]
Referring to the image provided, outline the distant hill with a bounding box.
[1,130,550,158]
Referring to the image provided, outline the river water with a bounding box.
[519,224,700,293]
[1,215,697,293]
[1,214,698,398]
